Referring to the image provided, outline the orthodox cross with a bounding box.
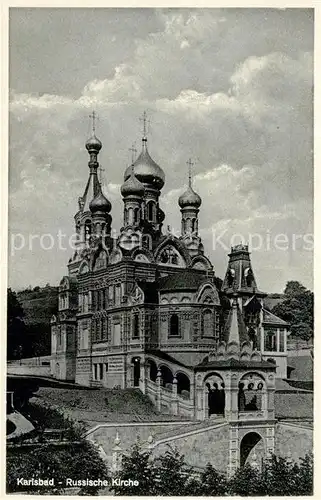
[129,144,137,164]
[187,158,194,187]
[89,110,97,133]
[139,111,151,137]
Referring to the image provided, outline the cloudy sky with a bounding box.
[8,8,313,292]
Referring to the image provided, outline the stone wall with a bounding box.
[152,424,230,472]
[275,422,313,462]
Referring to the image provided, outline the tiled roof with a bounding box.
[263,309,289,326]
[157,271,209,291]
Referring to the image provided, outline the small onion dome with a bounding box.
[89,189,111,213]
[85,134,102,152]
[178,185,202,208]
[124,139,165,190]
[121,166,144,198]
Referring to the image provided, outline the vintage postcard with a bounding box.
[5,6,314,496]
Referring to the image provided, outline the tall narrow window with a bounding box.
[148,201,154,221]
[133,314,140,338]
[169,314,179,336]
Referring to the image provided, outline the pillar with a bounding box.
[227,425,239,477]
[112,432,122,473]
[171,376,178,415]
[156,369,162,412]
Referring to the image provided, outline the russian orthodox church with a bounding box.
[51,115,290,469]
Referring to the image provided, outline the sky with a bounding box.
[8,8,313,293]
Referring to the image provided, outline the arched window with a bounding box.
[203,310,214,336]
[128,207,134,225]
[147,201,154,221]
[169,314,179,336]
[133,314,140,338]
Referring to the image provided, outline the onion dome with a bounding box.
[124,138,165,190]
[178,185,202,209]
[85,134,102,152]
[89,187,111,214]
[121,165,145,198]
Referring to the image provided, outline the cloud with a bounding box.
[8,9,313,292]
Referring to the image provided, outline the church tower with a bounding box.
[72,112,112,257]
[121,112,165,249]
[178,159,204,257]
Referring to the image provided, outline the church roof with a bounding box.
[157,270,209,291]
[263,309,289,326]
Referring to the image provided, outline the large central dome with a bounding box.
[124,138,165,190]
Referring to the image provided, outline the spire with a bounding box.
[223,295,248,346]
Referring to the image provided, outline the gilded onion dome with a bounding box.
[178,185,202,208]
[124,138,165,190]
[121,165,145,198]
[85,134,102,152]
[89,187,111,213]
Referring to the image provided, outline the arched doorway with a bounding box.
[240,432,263,467]
[132,357,141,387]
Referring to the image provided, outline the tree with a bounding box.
[111,443,158,496]
[228,464,266,496]
[153,446,199,496]
[199,462,227,496]
[272,281,313,341]
[7,288,26,359]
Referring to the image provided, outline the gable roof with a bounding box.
[263,309,289,327]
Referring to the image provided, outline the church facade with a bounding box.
[51,122,289,467]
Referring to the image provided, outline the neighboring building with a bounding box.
[50,122,290,472]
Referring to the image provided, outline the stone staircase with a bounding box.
[149,417,226,445]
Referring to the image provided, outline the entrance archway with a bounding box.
[240,432,263,467]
